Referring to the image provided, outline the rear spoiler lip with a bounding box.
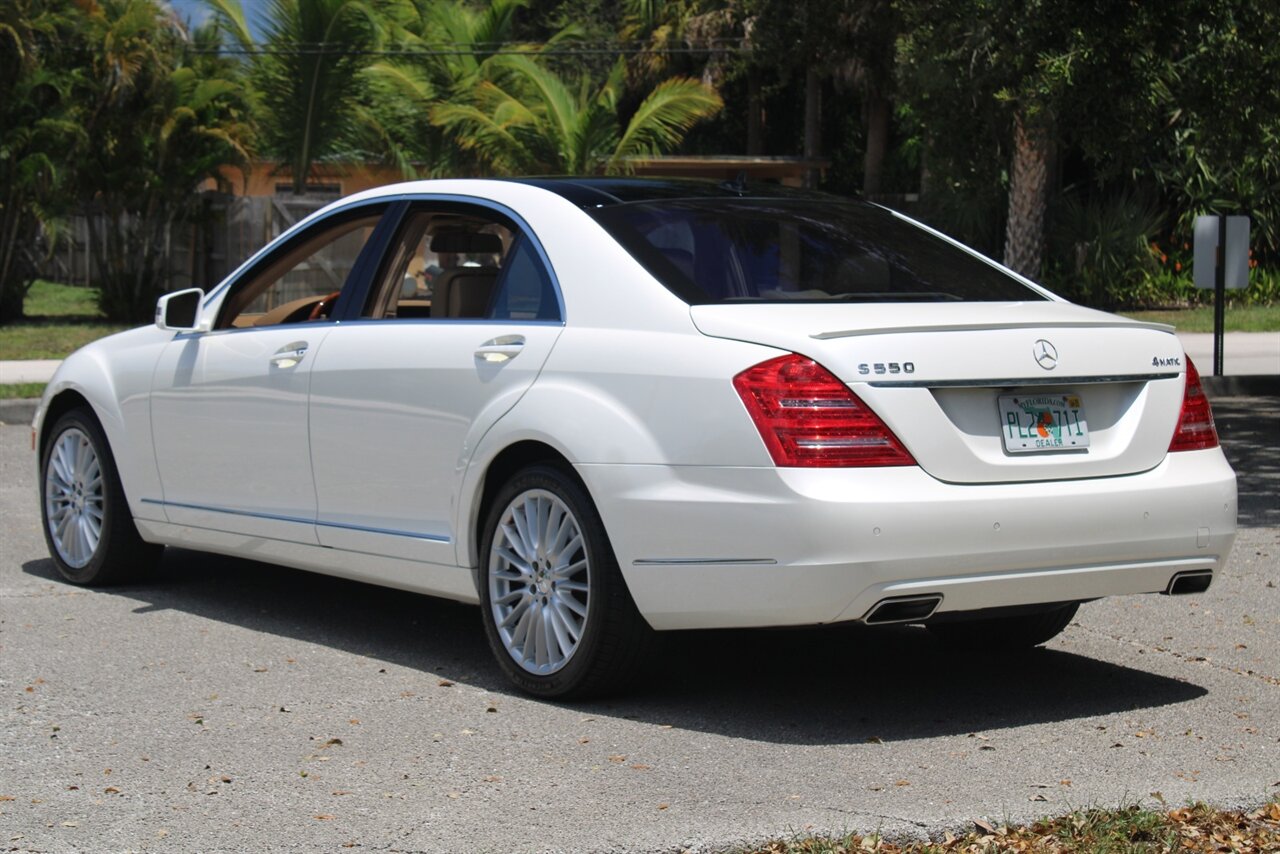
[812,320,1175,340]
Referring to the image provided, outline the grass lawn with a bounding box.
[742,799,1280,853]
[0,381,46,399]
[0,281,131,361]
[1121,304,1280,332]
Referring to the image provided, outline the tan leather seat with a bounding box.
[428,231,504,318]
[432,266,500,318]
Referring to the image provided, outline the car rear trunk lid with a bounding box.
[692,302,1187,483]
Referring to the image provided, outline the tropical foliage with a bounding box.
[2,0,1278,322]
[207,0,393,192]
[432,55,722,174]
[0,0,81,322]
[70,0,252,321]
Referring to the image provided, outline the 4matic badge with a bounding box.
[1152,355,1182,367]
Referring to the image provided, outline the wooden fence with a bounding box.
[37,192,337,292]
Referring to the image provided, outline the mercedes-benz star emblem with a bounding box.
[1033,339,1058,370]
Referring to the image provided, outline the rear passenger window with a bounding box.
[488,237,559,320]
[364,204,560,322]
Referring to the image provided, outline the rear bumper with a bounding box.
[578,449,1237,630]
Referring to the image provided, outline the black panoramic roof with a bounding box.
[506,176,840,208]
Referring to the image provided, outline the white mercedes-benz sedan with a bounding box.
[34,178,1237,696]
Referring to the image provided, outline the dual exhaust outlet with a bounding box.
[862,569,1214,626]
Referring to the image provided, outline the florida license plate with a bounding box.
[998,393,1090,453]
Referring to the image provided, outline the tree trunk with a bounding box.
[1003,110,1053,280]
[746,67,763,155]
[862,91,890,196]
[803,67,821,187]
[918,137,932,200]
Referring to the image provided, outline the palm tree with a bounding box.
[366,0,582,176]
[205,0,394,193]
[0,0,81,321]
[432,54,722,175]
[1002,108,1052,279]
[71,0,253,320]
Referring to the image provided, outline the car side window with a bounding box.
[364,204,560,322]
[487,236,560,321]
[216,207,385,330]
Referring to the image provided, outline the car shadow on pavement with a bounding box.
[1211,396,1280,528]
[23,549,1207,746]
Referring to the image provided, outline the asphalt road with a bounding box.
[2,399,1277,853]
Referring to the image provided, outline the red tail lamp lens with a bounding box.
[733,354,916,467]
[1168,357,1219,452]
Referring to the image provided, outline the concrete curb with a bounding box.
[1201,375,1280,397]
[0,398,37,426]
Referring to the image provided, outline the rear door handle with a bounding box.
[475,335,525,363]
[271,341,308,368]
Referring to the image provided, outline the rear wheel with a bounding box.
[926,602,1078,651]
[40,408,161,585]
[479,465,650,698]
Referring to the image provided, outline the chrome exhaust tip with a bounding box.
[863,594,944,625]
[1165,569,1213,595]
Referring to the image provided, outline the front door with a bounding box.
[149,204,390,542]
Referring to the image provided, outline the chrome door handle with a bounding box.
[475,335,525,363]
[271,341,308,368]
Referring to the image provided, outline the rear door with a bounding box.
[308,200,564,566]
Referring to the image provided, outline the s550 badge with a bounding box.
[858,361,915,375]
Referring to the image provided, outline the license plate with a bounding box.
[998,393,1090,453]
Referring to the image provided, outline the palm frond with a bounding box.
[609,77,722,170]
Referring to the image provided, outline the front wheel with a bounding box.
[478,465,650,698]
[40,408,161,585]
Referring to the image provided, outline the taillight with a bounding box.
[1168,357,1219,452]
[733,354,916,467]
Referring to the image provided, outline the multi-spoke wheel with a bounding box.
[40,408,161,585]
[479,465,650,698]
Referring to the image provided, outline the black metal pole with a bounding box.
[1213,214,1226,376]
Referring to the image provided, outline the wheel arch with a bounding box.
[466,439,577,584]
[38,387,98,456]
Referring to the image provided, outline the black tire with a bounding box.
[478,464,651,698]
[926,602,1079,652]
[39,407,162,585]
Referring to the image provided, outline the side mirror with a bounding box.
[155,288,207,332]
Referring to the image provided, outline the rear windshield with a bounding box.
[588,199,1046,304]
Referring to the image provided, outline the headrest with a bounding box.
[430,231,503,254]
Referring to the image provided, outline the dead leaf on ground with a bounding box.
[607,754,627,763]
[437,679,454,688]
